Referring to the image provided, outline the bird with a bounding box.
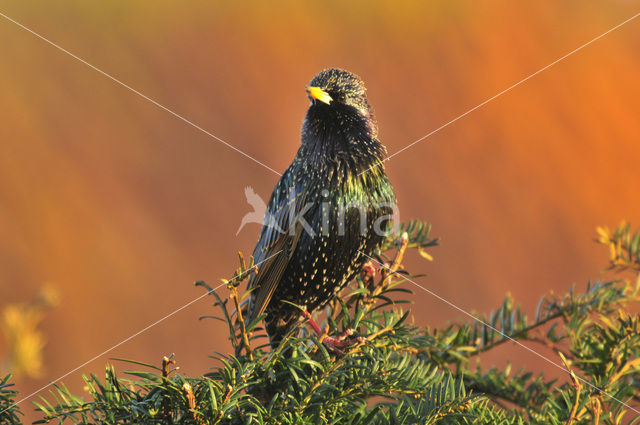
[242,68,396,352]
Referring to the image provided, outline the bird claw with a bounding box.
[321,329,366,354]
[301,310,365,353]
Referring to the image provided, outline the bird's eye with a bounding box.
[329,92,345,103]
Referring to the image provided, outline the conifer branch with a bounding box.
[15,221,640,424]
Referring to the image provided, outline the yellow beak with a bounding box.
[306,86,333,105]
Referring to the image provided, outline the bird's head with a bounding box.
[305,68,371,118]
[302,68,379,154]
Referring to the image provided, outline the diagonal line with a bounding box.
[358,250,640,415]
[4,7,637,180]
[2,285,223,413]
[360,11,640,177]
[0,249,283,415]
[0,11,282,177]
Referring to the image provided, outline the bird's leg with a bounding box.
[301,310,365,353]
[302,309,323,334]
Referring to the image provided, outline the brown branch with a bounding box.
[559,352,583,425]
[229,281,253,360]
[371,232,409,301]
[590,397,601,425]
[182,382,198,422]
[162,354,175,378]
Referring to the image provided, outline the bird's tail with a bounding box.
[265,313,300,352]
[233,311,299,357]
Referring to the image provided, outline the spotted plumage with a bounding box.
[243,68,396,350]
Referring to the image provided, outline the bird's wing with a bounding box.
[245,222,304,326]
[245,169,308,326]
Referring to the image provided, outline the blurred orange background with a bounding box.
[1,1,639,421]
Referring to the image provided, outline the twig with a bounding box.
[182,382,198,422]
[370,232,409,302]
[230,286,251,359]
[161,354,176,420]
[559,352,582,425]
[162,354,175,378]
[226,252,256,360]
[470,308,571,357]
[590,397,601,425]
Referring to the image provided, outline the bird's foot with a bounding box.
[301,310,365,354]
[320,329,366,354]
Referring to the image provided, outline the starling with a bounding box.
[243,68,396,351]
